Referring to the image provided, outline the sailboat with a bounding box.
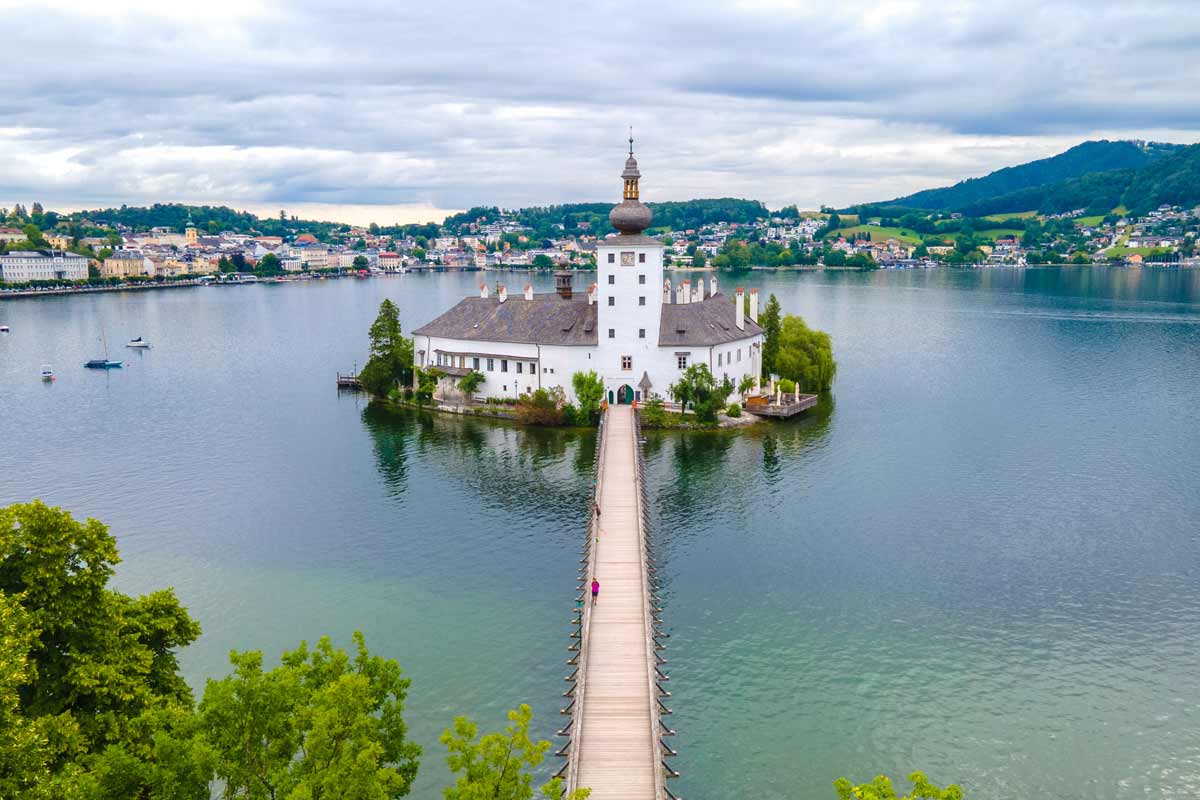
[84,330,122,369]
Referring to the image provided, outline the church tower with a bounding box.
[595,136,665,404]
[185,211,198,245]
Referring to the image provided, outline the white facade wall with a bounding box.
[415,333,592,401]
[0,252,89,282]
[594,238,664,402]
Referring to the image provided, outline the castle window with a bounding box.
[639,274,645,284]
[621,356,632,370]
[516,362,523,374]
[737,349,742,362]
[639,328,645,339]
[608,329,615,338]
[529,362,536,373]
[638,253,646,263]
[718,353,723,366]
[487,358,494,371]
[473,357,480,370]
[608,275,615,284]
[608,296,614,306]
[608,253,615,263]
[638,296,645,306]
[501,359,508,373]
[677,354,688,369]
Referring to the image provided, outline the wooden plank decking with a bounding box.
[568,404,663,799]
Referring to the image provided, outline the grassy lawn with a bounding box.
[982,211,1038,222]
[830,224,920,245]
[1113,205,1129,216]
[1075,215,1106,227]
[975,228,1025,242]
[1105,245,1172,258]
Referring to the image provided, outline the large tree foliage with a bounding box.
[199,632,420,800]
[759,293,782,378]
[441,704,588,800]
[360,299,415,396]
[571,371,604,424]
[0,501,201,797]
[834,771,963,800]
[669,364,732,424]
[774,315,836,393]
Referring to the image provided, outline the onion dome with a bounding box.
[609,133,653,235]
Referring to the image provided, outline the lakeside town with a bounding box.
[1,198,1198,293]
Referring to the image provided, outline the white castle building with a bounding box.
[412,142,764,406]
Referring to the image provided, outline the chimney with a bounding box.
[749,288,759,323]
[735,288,745,330]
[588,283,597,305]
[498,284,507,303]
[681,279,691,305]
[479,282,489,299]
[554,270,573,299]
[710,276,718,297]
[675,284,685,304]
[523,283,533,301]
[696,279,705,302]
[663,279,672,304]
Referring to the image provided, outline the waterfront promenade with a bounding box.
[567,404,666,799]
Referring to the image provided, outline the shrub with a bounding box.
[515,388,565,426]
[639,396,672,428]
[726,403,741,417]
[778,378,796,394]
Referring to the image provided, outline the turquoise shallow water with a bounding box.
[1,266,1199,798]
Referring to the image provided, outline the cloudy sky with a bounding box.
[4,0,1199,225]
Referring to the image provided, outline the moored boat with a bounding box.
[41,364,55,381]
[0,325,9,332]
[84,359,122,369]
[126,336,151,348]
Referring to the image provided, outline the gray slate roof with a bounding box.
[658,293,763,347]
[597,233,662,247]
[412,293,598,346]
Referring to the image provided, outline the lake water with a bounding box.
[1,266,1199,799]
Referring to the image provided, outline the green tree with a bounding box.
[199,631,420,800]
[834,770,962,800]
[457,370,485,399]
[571,371,604,424]
[441,704,588,800]
[414,368,441,404]
[668,364,732,424]
[23,224,46,246]
[352,255,370,270]
[691,250,706,268]
[217,256,234,273]
[531,254,554,270]
[359,300,415,396]
[774,315,836,392]
[760,293,782,378]
[257,253,280,273]
[0,501,201,788]
[737,374,757,397]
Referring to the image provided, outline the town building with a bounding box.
[101,250,150,278]
[0,250,89,282]
[412,143,764,405]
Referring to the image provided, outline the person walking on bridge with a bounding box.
[591,577,600,604]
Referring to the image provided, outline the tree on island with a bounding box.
[441,704,589,800]
[571,371,605,424]
[773,315,836,392]
[359,299,415,397]
[457,370,485,400]
[834,771,963,800]
[759,294,782,377]
[669,364,733,424]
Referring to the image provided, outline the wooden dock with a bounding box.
[564,404,674,799]
[336,372,362,389]
[744,391,818,418]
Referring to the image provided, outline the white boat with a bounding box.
[41,364,54,381]
[126,337,151,349]
[0,325,9,333]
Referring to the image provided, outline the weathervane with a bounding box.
[628,126,634,156]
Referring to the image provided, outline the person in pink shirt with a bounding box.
[591,578,600,604]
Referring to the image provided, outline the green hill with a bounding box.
[888,140,1181,211]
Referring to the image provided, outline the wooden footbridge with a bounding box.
[558,404,679,799]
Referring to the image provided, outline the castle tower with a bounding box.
[595,135,664,404]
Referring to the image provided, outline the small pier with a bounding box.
[560,404,677,799]
[744,390,818,418]
[336,371,362,389]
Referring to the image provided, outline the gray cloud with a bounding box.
[2,0,1199,222]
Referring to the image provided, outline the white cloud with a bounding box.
[2,0,1199,218]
